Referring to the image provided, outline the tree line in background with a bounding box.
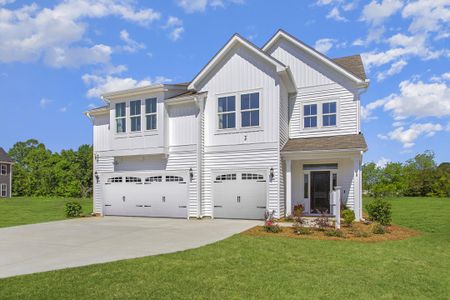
[8,139,93,198]
[363,151,450,198]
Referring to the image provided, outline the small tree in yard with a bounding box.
[341,209,355,227]
[366,199,392,225]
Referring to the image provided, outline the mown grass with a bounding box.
[0,197,92,228]
[0,197,449,299]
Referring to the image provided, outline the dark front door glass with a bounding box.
[310,171,330,214]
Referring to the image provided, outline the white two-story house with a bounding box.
[85,29,369,220]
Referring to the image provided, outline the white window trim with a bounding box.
[217,95,237,131]
[129,100,142,133]
[215,88,263,134]
[322,102,338,128]
[301,98,340,131]
[115,102,127,134]
[145,98,158,132]
[0,164,6,176]
[0,183,6,197]
[303,103,318,129]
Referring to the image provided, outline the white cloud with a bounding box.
[59,107,68,113]
[381,79,450,119]
[314,38,336,54]
[0,1,160,67]
[176,0,243,13]
[164,16,184,41]
[0,0,15,5]
[376,59,407,81]
[375,157,391,168]
[402,1,450,34]
[39,98,52,108]
[360,0,403,25]
[82,73,172,98]
[326,7,348,22]
[118,30,145,53]
[44,44,112,68]
[386,123,444,148]
[361,99,386,121]
[430,72,450,82]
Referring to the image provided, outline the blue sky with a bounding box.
[1,0,449,166]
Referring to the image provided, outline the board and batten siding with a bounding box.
[93,114,110,152]
[197,44,282,147]
[168,103,199,147]
[202,146,281,218]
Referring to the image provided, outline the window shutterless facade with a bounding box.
[145,98,157,130]
[115,102,126,133]
[218,96,236,129]
[241,92,260,127]
[130,100,141,132]
[303,104,317,128]
[323,102,337,127]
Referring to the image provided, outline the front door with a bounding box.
[310,171,330,214]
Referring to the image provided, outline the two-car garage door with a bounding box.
[102,172,188,218]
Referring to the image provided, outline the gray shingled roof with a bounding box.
[332,55,367,81]
[0,147,13,163]
[282,134,368,152]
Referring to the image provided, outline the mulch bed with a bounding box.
[242,222,419,243]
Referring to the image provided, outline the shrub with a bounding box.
[353,230,370,238]
[263,210,282,233]
[325,229,345,238]
[293,204,305,226]
[366,199,392,225]
[313,214,331,231]
[341,209,355,227]
[65,202,82,218]
[372,223,386,234]
[293,225,312,235]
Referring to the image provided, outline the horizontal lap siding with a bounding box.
[166,149,198,218]
[202,147,280,218]
[289,84,357,138]
[94,157,114,214]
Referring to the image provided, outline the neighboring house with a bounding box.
[85,29,369,220]
[0,147,13,198]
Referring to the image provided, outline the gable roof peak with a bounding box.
[0,147,13,163]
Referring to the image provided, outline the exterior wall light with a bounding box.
[189,168,194,181]
[270,167,274,181]
[94,171,99,183]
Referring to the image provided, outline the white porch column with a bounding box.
[286,159,292,217]
[353,156,362,221]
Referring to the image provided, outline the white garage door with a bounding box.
[213,171,267,220]
[101,172,188,218]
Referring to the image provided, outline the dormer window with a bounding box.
[115,102,126,133]
[130,100,141,132]
[145,98,157,130]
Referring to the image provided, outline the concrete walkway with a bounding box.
[0,217,260,279]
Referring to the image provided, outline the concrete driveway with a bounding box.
[0,217,260,279]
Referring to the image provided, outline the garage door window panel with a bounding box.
[145,176,162,183]
[126,176,142,183]
[107,177,123,183]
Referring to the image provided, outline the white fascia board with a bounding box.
[281,148,366,160]
[280,67,297,94]
[188,34,287,91]
[263,30,366,86]
[101,84,188,101]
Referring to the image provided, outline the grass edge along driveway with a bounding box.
[0,197,449,299]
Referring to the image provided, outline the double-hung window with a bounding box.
[241,92,260,127]
[304,104,317,128]
[130,100,141,132]
[218,96,236,129]
[0,184,6,197]
[0,164,6,175]
[115,102,126,133]
[322,102,337,127]
[145,98,157,130]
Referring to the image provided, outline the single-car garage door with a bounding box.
[213,171,267,219]
[101,172,188,218]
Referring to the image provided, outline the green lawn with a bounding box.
[1,197,449,299]
[0,197,92,228]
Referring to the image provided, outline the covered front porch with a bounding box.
[281,134,367,221]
